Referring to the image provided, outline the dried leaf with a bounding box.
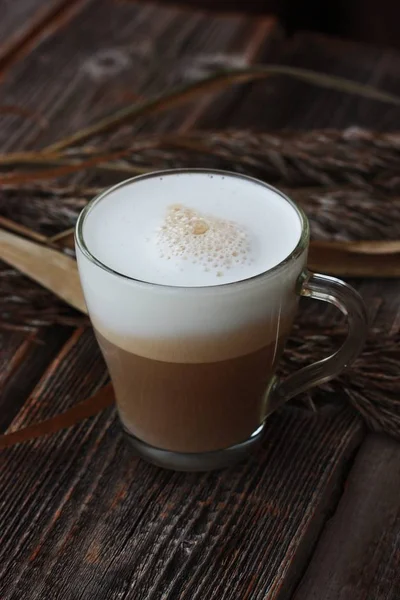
[312,240,400,255]
[48,228,75,249]
[0,216,48,243]
[0,149,147,183]
[308,242,400,277]
[0,229,85,312]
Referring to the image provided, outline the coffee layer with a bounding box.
[96,330,287,453]
[94,317,293,363]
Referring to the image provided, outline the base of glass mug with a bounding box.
[123,422,266,472]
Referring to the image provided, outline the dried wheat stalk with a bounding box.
[1,128,400,236]
[110,128,400,189]
[2,128,400,189]
[281,325,400,441]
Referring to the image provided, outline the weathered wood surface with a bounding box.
[0,0,60,45]
[199,32,400,130]
[0,326,71,432]
[0,329,364,600]
[0,0,279,151]
[294,435,400,600]
[0,1,399,599]
[0,0,90,77]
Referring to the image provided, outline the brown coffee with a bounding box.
[95,328,288,453]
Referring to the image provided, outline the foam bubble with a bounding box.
[155,203,251,277]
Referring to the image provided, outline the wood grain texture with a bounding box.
[0,326,71,432]
[294,434,400,600]
[0,0,91,78]
[0,329,28,387]
[0,0,66,48]
[0,329,364,600]
[199,32,400,130]
[0,8,399,600]
[0,0,279,152]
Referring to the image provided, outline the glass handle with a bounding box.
[270,271,368,410]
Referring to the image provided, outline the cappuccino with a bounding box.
[76,172,306,454]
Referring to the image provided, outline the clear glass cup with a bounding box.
[75,169,367,471]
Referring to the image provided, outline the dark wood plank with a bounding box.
[172,15,282,133]
[0,0,64,48]
[0,329,28,387]
[0,0,280,152]
[294,434,400,600]
[0,17,397,600]
[199,32,400,131]
[0,325,71,432]
[0,0,90,77]
[0,329,364,600]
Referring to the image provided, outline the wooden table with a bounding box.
[0,2,399,599]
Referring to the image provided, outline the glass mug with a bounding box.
[75,169,367,471]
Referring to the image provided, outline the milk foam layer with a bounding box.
[82,172,302,286]
[77,172,308,360]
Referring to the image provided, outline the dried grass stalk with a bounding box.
[1,129,400,240]
[41,65,400,152]
[0,262,87,329]
[2,128,400,190]
[280,325,400,441]
[129,129,400,189]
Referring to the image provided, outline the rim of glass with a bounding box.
[75,168,310,290]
